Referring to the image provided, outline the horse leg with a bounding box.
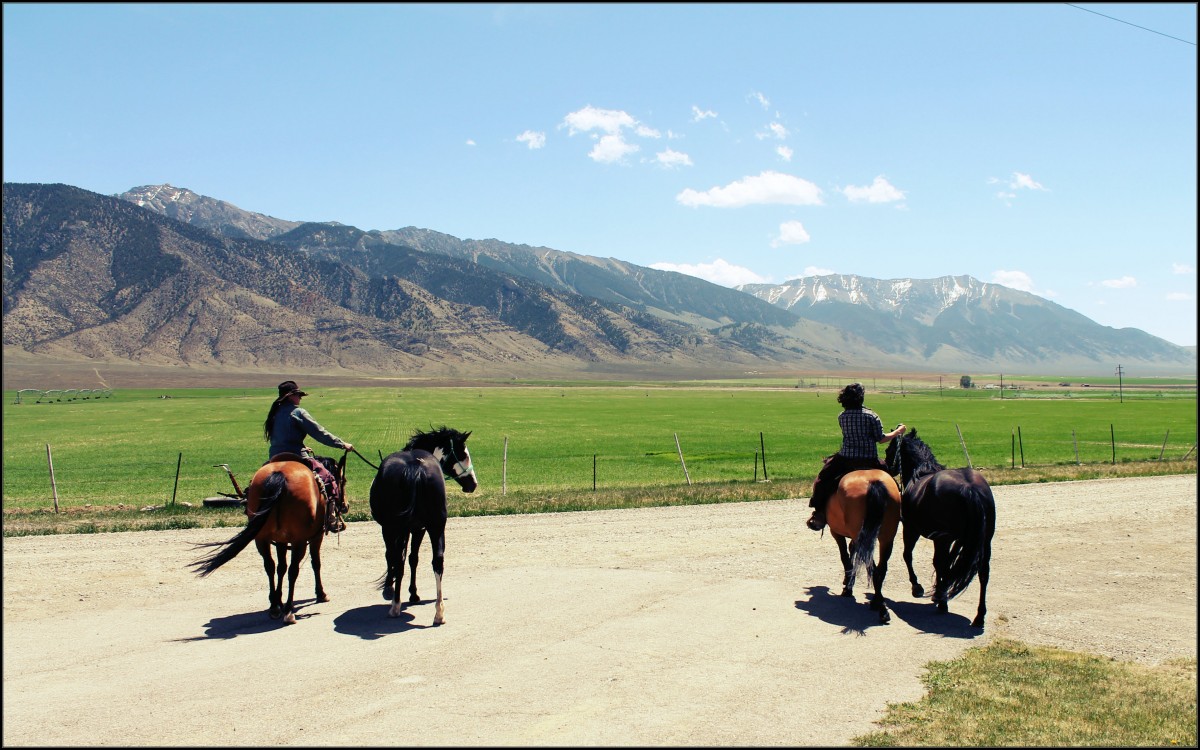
[972,551,990,628]
[871,537,894,624]
[407,528,426,604]
[387,531,410,618]
[256,539,282,619]
[902,524,925,598]
[282,542,307,625]
[834,535,854,597]
[309,531,329,604]
[379,527,398,601]
[931,538,952,613]
[429,525,446,625]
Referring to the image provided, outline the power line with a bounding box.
[1066,3,1197,46]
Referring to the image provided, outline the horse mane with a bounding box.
[405,425,469,453]
[902,428,945,479]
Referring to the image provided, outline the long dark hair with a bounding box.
[264,400,283,441]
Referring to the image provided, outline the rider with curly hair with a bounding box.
[806,382,905,532]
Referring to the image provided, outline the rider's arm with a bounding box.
[291,407,350,451]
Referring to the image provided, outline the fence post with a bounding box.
[1017,426,1025,469]
[171,452,182,506]
[502,436,508,496]
[1110,424,1116,465]
[1010,429,1015,469]
[45,444,58,513]
[956,424,972,469]
[674,433,691,486]
[1073,430,1080,465]
[593,454,597,491]
[759,432,769,481]
[1159,430,1170,461]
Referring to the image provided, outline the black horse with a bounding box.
[885,428,995,628]
[369,426,477,625]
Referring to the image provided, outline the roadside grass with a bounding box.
[855,638,1198,747]
[3,382,1195,535]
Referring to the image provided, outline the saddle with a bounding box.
[267,452,347,534]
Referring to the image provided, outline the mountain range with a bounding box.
[2,182,1193,380]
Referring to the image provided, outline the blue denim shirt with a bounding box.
[268,404,347,460]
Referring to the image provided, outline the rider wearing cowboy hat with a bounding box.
[263,380,353,515]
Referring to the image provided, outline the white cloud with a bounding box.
[1100,276,1137,289]
[990,172,1048,204]
[776,145,793,162]
[991,270,1036,292]
[589,134,639,164]
[691,105,717,121]
[771,220,811,247]
[1011,172,1047,190]
[655,148,693,168]
[465,139,476,146]
[562,105,636,135]
[650,258,769,287]
[634,124,661,139]
[842,175,906,204]
[1167,292,1195,301]
[1173,262,1195,275]
[749,91,770,109]
[757,122,789,140]
[802,265,835,277]
[516,130,545,149]
[676,170,824,208]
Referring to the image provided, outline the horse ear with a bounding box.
[462,431,471,442]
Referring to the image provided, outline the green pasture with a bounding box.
[3,382,1195,514]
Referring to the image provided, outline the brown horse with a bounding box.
[190,454,345,624]
[823,469,903,624]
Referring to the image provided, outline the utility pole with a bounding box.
[1115,364,1124,403]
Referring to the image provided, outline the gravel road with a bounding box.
[3,475,1195,746]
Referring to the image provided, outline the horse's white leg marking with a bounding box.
[389,600,404,618]
[433,572,445,625]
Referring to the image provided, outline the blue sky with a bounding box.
[4,3,1196,348]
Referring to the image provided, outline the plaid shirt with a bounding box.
[838,407,885,459]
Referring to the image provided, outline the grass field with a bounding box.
[3,379,1195,521]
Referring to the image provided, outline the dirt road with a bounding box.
[3,475,1195,746]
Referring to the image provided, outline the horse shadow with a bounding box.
[887,599,982,639]
[795,585,890,636]
[332,602,433,640]
[795,586,982,639]
[174,598,326,641]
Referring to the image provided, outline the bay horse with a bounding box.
[370,426,477,625]
[823,469,903,624]
[885,429,995,628]
[190,453,347,625]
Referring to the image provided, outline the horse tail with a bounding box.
[189,471,286,577]
[939,480,994,601]
[851,480,889,576]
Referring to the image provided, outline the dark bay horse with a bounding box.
[885,429,995,628]
[190,454,346,625]
[824,469,903,624]
[370,427,477,624]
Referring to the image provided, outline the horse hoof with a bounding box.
[433,615,444,626]
[971,617,985,628]
[879,610,891,625]
[912,585,925,597]
[284,612,297,625]
[317,593,330,603]
[383,585,395,600]
[388,602,404,618]
[409,593,421,605]
[269,608,282,620]
[840,588,853,598]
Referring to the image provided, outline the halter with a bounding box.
[432,445,474,480]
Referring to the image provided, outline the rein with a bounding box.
[349,447,380,471]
